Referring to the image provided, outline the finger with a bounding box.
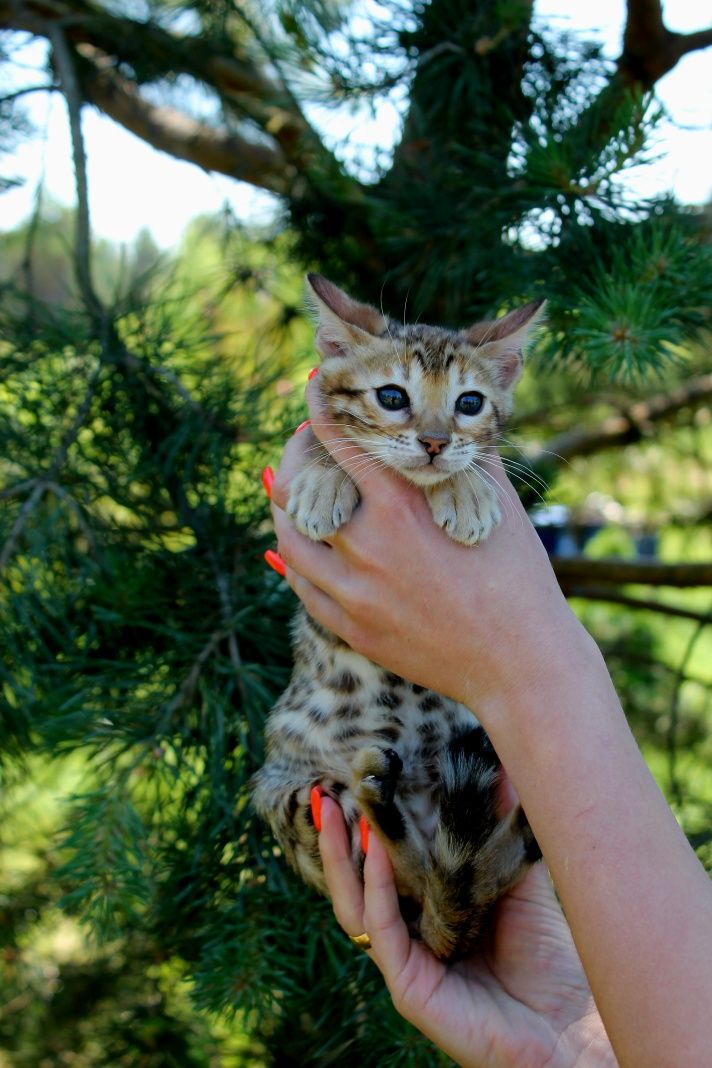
[272,503,348,599]
[283,566,353,642]
[319,797,367,937]
[305,378,408,499]
[271,424,317,510]
[361,830,413,980]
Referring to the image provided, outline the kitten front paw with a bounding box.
[425,475,500,545]
[286,464,359,540]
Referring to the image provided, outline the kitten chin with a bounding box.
[397,464,456,487]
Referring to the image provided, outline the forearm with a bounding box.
[476,631,712,1068]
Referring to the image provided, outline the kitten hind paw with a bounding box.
[353,746,402,806]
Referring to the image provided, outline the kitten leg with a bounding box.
[286,434,360,540]
[420,729,541,959]
[423,471,501,545]
[252,764,359,895]
[352,746,428,903]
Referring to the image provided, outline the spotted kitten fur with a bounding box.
[253,275,544,960]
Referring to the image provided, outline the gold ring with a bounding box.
[349,932,372,951]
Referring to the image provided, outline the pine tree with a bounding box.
[1,2,711,1064]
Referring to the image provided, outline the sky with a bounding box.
[1,0,710,250]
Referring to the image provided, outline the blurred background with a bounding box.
[0,1,710,1064]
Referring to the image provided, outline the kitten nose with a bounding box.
[419,433,451,456]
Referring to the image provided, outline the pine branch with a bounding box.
[563,586,711,624]
[49,20,104,330]
[0,0,347,198]
[530,373,712,467]
[552,557,712,589]
[0,364,102,570]
[76,45,293,196]
[620,0,712,88]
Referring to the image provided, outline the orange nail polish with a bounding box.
[359,815,369,855]
[310,785,324,832]
[264,549,286,577]
[261,466,274,498]
[308,367,319,380]
[295,419,311,434]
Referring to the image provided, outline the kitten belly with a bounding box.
[266,613,477,838]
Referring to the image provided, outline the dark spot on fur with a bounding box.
[331,671,358,693]
[371,801,406,841]
[334,725,364,743]
[284,724,305,743]
[335,702,360,720]
[412,684,425,695]
[376,690,402,710]
[420,694,442,713]
[439,733,500,848]
[287,789,299,822]
[375,725,401,743]
[308,705,328,724]
[381,670,404,687]
[418,722,440,741]
[398,895,422,924]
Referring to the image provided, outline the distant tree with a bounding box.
[1,2,711,1064]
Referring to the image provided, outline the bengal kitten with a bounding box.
[253,275,545,960]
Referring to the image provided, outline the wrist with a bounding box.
[464,606,607,735]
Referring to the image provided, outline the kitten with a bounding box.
[252,275,544,960]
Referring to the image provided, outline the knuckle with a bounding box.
[345,582,373,621]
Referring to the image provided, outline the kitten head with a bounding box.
[306,273,544,486]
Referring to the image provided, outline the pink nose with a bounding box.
[419,434,450,456]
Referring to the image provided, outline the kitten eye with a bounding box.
[455,391,485,416]
[376,385,409,411]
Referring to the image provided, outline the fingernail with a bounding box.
[359,815,369,855]
[264,549,286,577]
[295,419,311,434]
[310,785,324,832]
[261,466,274,498]
[308,367,319,380]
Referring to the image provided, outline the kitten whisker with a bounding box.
[467,462,523,531]
[475,455,548,509]
[469,316,501,356]
[464,462,514,529]
[496,434,571,467]
[379,286,406,373]
[476,447,551,492]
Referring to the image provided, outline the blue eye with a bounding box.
[376,385,409,411]
[455,391,485,416]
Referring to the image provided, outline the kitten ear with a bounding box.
[306,274,388,359]
[465,299,546,388]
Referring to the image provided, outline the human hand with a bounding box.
[269,380,593,717]
[317,795,615,1068]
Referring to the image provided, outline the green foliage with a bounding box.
[1,2,711,1063]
